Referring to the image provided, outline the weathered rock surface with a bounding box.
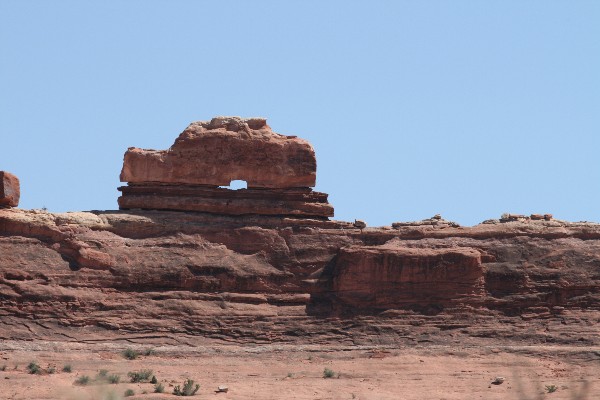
[314,245,484,314]
[118,184,333,218]
[1,118,599,346]
[0,171,20,207]
[1,207,599,346]
[118,117,333,218]
[120,117,316,188]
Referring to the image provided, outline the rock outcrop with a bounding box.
[0,118,599,348]
[314,244,484,314]
[118,117,333,218]
[120,117,316,188]
[0,171,20,208]
[1,207,599,345]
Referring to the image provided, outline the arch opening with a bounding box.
[219,180,248,190]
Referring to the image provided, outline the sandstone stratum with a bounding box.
[0,117,599,398]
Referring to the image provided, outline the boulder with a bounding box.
[0,171,20,207]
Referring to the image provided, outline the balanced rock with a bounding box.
[118,117,334,218]
[0,171,20,207]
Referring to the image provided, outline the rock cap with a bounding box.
[120,116,317,188]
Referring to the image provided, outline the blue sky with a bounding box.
[1,1,599,226]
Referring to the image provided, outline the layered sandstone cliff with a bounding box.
[0,118,599,347]
[1,207,599,345]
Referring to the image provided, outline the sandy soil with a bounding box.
[0,342,598,400]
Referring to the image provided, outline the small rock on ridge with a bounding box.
[0,171,20,208]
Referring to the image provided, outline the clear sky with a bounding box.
[1,1,599,226]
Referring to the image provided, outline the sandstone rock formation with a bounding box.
[315,245,485,314]
[1,207,599,346]
[118,117,333,218]
[0,171,20,208]
[0,118,599,349]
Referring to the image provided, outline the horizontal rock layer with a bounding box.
[118,184,334,218]
[120,117,317,189]
[0,171,20,207]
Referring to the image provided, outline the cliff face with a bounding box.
[321,245,485,313]
[1,208,599,345]
[0,117,599,346]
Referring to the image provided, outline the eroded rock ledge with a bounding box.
[118,117,333,218]
[1,207,599,345]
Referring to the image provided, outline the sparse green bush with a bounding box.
[27,362,41,375]
[144,348,156,356]
[286,372,294,378]
[62,364,72,373]
[124,389,135,397]
[97,369,109,378]
[122,348,139,360]
[128,369,153,383]
[173,379,200,396]
[546,384,558,393]
[154,382,165,393]
[150,375,158,384]
[323,368,335,379]
[75,375,91,385]
[108,374,121,384]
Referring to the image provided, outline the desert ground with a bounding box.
[0,341,598,400]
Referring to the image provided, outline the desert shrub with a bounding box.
[173,379,200,396]
[62,364,72,373]
[546,384,558,393]
[323,368,335,378]
[75,375,91,385]
[144,348,156,356]
[128,369,153,383]
[150,375,158,384]
[97,369,108,378]
[47,366,56,374]
[27,362,41,375]
[122,348,139,360]
[124,389,135,397]
[154,382,165,393]
[108,374,121,384]
[0,365,6,371]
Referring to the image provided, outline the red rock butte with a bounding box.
[118,116,333,218]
